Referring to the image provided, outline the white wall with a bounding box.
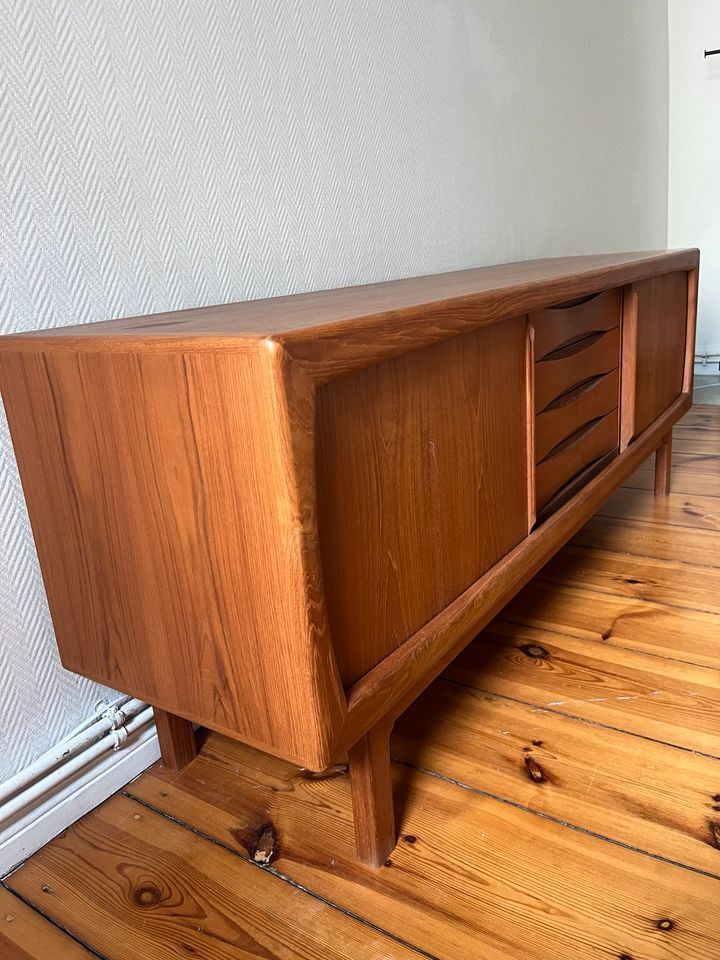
[0,0,670,785]
[669,0,720,364]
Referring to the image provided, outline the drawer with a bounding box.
[535,409,619,510]
[535,326,620,412]
[535,368,619,462]
[532,288,621,361]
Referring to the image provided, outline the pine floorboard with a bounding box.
[4,404,720,959]
[0,886,94,959]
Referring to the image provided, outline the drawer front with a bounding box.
[535,326,620,412]
[535,369,619,462]
[536,410,619,509]
[532,288,621,360]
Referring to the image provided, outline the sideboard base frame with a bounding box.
[654,431,673,497]
[154,708,198,772]
[348,719,396,867]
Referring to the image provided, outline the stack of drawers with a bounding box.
[531,289,622,518]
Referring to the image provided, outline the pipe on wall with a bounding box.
[0,697,150,825]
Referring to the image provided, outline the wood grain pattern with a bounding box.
[12,404,720,960]
[676,406,720,429]
[674,427,720,445]
[6,795,418,960]
[0,345,345,770]
[534,327,620,412]
[448,619,720,755]
[534,451,620,525]
[626,463,720,497]
[316,320,529,683]
[535,409,618,509]
[597,486,720,533]
[0,252,698,382]
[394,678,720,877]
[338,392,692,756]
[530,287,621,360]
[501,579,720,669]
[668,435,720,455]
[347,720,395,867]
[122,729,720,960]
[0,887,92,959]
[655,431,673,496]
[534,369,619,462]
[633,271,689,436]
[536,544,720,616]
[123,732,718,960]
[0,250,699,866]
[573,513,720,567]
[153,709,197,771]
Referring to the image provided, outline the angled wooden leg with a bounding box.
[153,707,197,771]
[348,719,396,867]
[654,430,673,497]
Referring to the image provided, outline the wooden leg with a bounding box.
[348,720,396,868]
[654,430,673,497]
[153,707,197,771]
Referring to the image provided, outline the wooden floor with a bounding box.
[694,373,720,405]
[3,404,720,960]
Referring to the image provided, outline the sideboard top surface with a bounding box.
[0,249,699,354]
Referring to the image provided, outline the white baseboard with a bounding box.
[0,722,159,877]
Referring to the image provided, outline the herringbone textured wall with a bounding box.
[0,0,669,782]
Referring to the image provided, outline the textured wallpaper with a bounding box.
[0,0,669,781]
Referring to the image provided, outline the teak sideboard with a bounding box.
[0,249,699,866]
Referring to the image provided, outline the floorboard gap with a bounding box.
[391,759,720,883]
[531,576,720,620]
[121,791,440,960]
[440,677,720,761]
[495,613,720,672]
[0,881,110,960]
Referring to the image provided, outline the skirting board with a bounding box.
[694,361,720,376]
[0,722,159,877]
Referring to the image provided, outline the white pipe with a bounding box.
[0,697,147,806]
[55,695,129,742]
[0,705,154,827]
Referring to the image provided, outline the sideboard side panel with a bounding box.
[0,344,344,770]
[316,317,529,685]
